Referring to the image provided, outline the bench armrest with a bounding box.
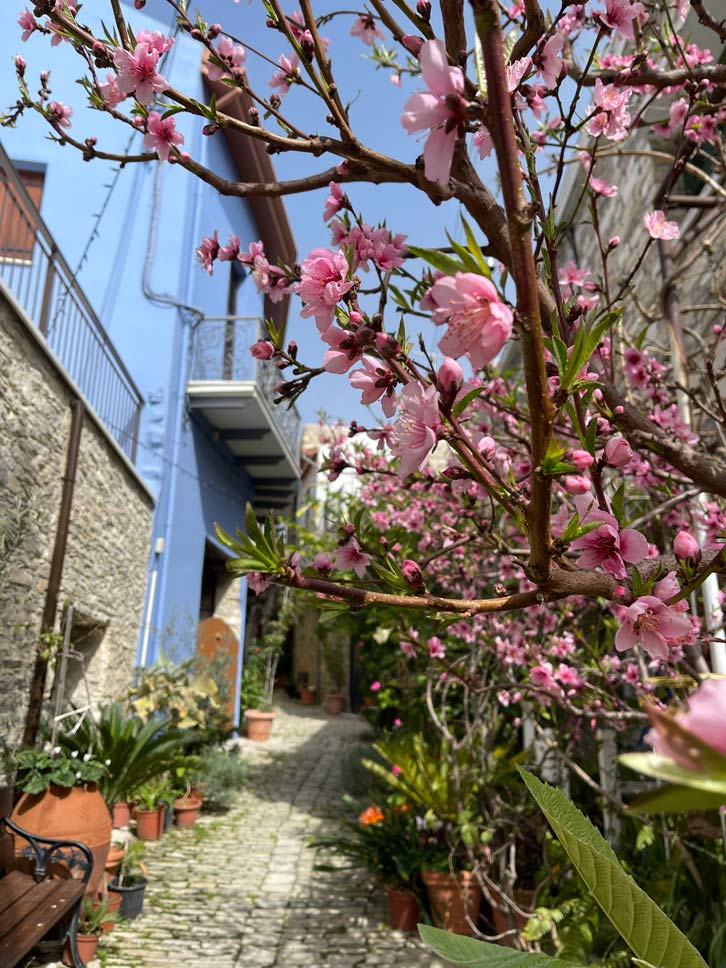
[1,816,94,885]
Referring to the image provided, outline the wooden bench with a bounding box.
[0,816,93,968]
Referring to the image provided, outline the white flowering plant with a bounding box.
[13,746,107,794]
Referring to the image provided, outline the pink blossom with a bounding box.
[615,595,692,659]
[48,101,72,128]
[248,572,272,595]
[113,42,167,105]
[538,34,563,89]
[429,273,513,368]
[196,231,219,274]
[570,449,594,470]
[207,36,246,82]
[647,678,726,764]
[427,636,446,659]
[313,552,333,575]
[143,111,184,161]
[297,248,354,331]
[556,664,583,688]
[250,340,275,360]
[598,0,647,39]
[335,538,372,578]
[401,39,467,186]
[437,357,463,392]
[589,176,618,198]
[370,680,381,691]
[135,29,174,54]
[14,55,26,75]
[586,80,631,141]
[323,182,345,222]
[349,357,397,417]
[350,14,384,46]
[392,765,401,776]
[18,9,37,42]
[644,210,680,240]
[98,71,126,109]
[564,474,591,495]
[390,73,402,86]
[321,326,364,374]
[531,661,557,691]
[270,52,300,95]
[604,436,632,467]
[473,126,494,159]
[571,510,648,579]
[218,235,240,261]
[674,531,700,560]
[400,640,417,658]
[391,381,441,478]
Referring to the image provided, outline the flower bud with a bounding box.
[402,559,424,589]
[14,55,26,76]
[401,34,424,57]
[416,0,432,22]
[375,332,400,358]
[604,436,632,467]
[674,530,700,562]
[564,474,591,495]
[570,449,594,470]
[208,23,222,39]
[437,356,463,390]
[250,340,275,360]
[134,0,146,7]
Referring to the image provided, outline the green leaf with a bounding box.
[460,216,492,277]
[418,925,576,966]
[628,782,726,815]
[562,312,620,391]
[474,33,487,96]
[619,753,726,796]
[520,770,708,968]
[408,245,465,276]
[611,482,625,526]
[453,386,486,418]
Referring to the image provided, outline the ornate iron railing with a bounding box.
[190,316,301,460]
[0,142,143,461]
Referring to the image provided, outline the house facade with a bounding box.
[0,0,300,728]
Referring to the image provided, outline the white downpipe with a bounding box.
[140,565,159,669]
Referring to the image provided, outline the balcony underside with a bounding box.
[187,380,300,514]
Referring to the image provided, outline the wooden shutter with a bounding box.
[0,167,44,262]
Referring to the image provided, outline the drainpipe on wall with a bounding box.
[22,397,85,747]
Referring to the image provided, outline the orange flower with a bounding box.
[358,805,384,825]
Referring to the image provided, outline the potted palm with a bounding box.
[109,840,148,920]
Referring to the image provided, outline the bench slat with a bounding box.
[0,877,84,968]
[0,871,37,918]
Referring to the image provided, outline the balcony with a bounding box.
[0,142,143,461]
[188,318,302,513]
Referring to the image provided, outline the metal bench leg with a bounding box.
[64,898,85,968]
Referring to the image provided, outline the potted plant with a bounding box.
[10,747,111,894]
[134,783,167,841]
[173,766,204,829]
[63,896,120,966]
[109,840,148,920]
[104,837,125,877]
[311,803,426,931]
[322,635,347,715]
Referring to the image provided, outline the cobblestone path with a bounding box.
[103,699,449,968]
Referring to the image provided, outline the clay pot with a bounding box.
[63,933,99,966]
[299,687,316,705]
[136,807,163,841]
[97,889,122,934]
[112,801,131,828]
[386,887,421,931]
[421,870,482,936]
[324,692,345,715]
[105,844,125,876]
[487,885,532,944]
[11,784,111,895]
[245,710,275,742]
[174,796,202,829]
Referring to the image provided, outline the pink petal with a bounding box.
[423,126,457,185]
[619,528,648,563]
[420,39,463,97]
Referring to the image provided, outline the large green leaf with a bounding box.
[418,925,580,966]
[520,770,707,968]
[619,753,726,796]
[627,782,726,815]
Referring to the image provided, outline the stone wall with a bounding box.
[0,288,154,751]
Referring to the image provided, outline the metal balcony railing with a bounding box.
[0,142,143,461]
[190,316,302,460]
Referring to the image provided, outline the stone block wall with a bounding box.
[0,288,154,751]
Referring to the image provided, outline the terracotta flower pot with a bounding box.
[324,692,345,715]
[105,844,125,876]
[245,709,275,742]
[421,869,482,936]
[136,807,163,841]
[112,801,131,828]
[174,795,202,828]
[487,886,533,945]
[63,933,99,966]
[96,889,122,934]
[11,784,111,895]
[386,887,421,931]
[299,686,316,705]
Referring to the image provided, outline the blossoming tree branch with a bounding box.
[8,1,726,677]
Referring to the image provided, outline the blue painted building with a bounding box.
[0,0,301,722]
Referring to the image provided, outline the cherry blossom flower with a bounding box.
[571,509,648,579]
[615,595,692,659]
[48,101,72,128]
[391,381,441,478]
[644,210,680,240]
[647,678,726,764]
[143,111,184,161]
[400,39,468,185]
[427,636,446,659]
[349,357,397,417]
[604,436,632,466]
[350,14,384,46]
[98,71,126,109]
[564,474,592,495]
[207,36,246,82]
[247,572,272,595]
[589,176,618,198]
[297,248,353,331]
[537,34,563,89]
[323,182,345,222]
[674,530,700,560]
[113,42,167,105]
[400,640,417,658]
[313,552,333,575]
[218,235,240,261]
[370,680,381,691]
[598,0,647,39]
[18,9,37,42]
[570,449,595,470]
[335,538,372,578]
[196,231,219,274]
[429,272,513,368]
[270,52,300,95]
[250,340,275,360]
[321,326,366,374]
[585,80,631,141]
[136,29,174,54]
[473,126,494,159]
[531,661,557,691]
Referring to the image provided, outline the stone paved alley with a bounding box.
[101,700,449,968]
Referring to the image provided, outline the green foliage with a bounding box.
[241,595,296,712]
[191,747,246,810]
[81,896,121,936]
[135,780,167,810]
[341,743,388,800]
[419,925,580,966]
[130,656,229,743]
[56,702,189,806]
[116,839,147,887]
[14,747,106,794]
[322,632,346,691]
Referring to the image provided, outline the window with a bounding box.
[222,260,246,380]
[0,164,44,263]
